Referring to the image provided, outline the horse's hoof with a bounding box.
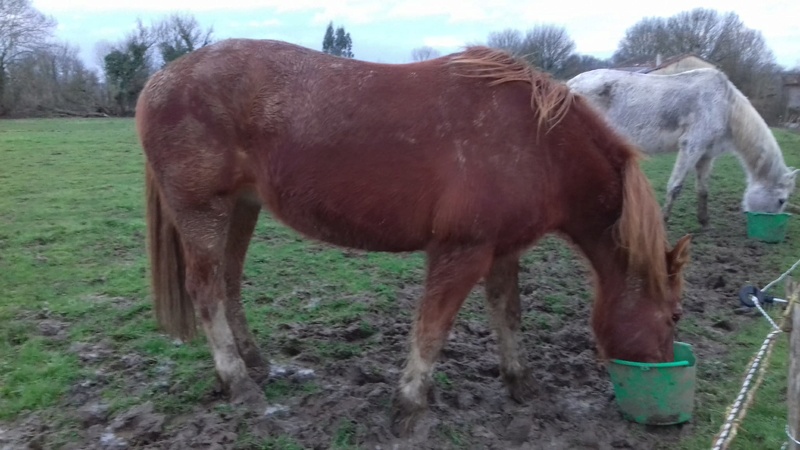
[390,394,426,438]
[230,378,267,411]
[504,368,537,403]
[248,366,271,385]
[240,345,268,370]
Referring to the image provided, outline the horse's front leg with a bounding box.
[392,244,493,437]
[663,146,696,223]
[695,155,714,228]
[484,252,535,402]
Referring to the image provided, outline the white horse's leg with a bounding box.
[663,146,699,223]
[695,155,714,228]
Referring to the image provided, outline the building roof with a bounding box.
[613,53,715,74]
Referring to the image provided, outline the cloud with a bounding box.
[244,19,282,28]
[34,0,800,67]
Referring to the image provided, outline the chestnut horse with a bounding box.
[136,39,691,436]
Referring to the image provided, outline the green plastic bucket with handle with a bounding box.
[607,342,697,425]
[746,212,790,243]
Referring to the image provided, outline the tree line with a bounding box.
[0,0,215,117]
[0,1,795,123]
[410,8,794,123]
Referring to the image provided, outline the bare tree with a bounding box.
[560,54,611,80]
[520,25,576,75]
[411,46,440,62]
[613,8,779,119]
[487,29,524,55]
[103,19,156,115]
[0,0,56,114]
[6,41,101,116]
[154,12,213,66]
[486,25,576,77]
[613,17,670,63]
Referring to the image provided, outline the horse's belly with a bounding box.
[263,186,432,253]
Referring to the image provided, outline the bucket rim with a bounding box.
[610,341,695,368]
[744,211,792,218]
[610,359,690,368]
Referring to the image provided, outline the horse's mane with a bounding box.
[724,72,789,181]
[449,46,668,299]
[448,46,574,132]
[616,152,670,299]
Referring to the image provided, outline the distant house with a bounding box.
[784,73,800,126]
[612,53,717,74]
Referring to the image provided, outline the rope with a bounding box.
[787,424,800,446]
[712,258,800,450]
[711,329,782,450]
[754,295,782,331]
[762,258,800,294]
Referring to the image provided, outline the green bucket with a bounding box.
[607,342,697,425]
[745,212,790,243]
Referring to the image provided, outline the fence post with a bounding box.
[787,280,800,450]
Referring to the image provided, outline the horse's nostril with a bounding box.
[780,198,787,205]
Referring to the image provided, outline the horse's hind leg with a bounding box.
[392,244,493,437]
[695,155,714,228]
[179,202,266,409]
[224,196,268,380]
[483,252,534,402]
[663,144,699,223]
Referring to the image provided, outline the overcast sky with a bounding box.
[31,0,800,71]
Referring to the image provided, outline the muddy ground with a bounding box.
[0,204,786,450]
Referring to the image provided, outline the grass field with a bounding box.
[1,118,800,449]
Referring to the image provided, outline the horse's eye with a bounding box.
[672,313,682,323]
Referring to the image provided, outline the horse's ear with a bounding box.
[667,234,692,276]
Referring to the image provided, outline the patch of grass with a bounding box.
[434,371,454,391]
[236,434,306,450]
[0,337,80,419]
[330,419,363,450]
[264,379,319,403]
[438,424,469,447]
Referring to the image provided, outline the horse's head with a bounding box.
[593,235,692,364]
[743,168,799,213]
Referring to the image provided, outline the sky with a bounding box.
[31,0,800,72]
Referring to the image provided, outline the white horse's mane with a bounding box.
[725,75,788,182]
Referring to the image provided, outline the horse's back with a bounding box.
[567,68,731,154]
[136,39,554,253]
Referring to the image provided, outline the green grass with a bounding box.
[1,118,800,448]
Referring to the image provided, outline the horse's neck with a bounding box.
[566,227,628,302]
[728,88,788,182]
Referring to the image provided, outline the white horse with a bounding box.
[567,68,798,227]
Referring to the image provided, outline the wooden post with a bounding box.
[786,280,800,450]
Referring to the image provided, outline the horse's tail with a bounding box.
[145,163,197,340]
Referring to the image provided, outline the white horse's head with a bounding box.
[743,168,799,213]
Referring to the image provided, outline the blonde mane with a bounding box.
[448,46,574,132]
[616,153,670,299]
[726,78,789,181]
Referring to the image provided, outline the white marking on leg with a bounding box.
[399,340,433,406]
[203,303,249,385]
[496,323,523,376]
